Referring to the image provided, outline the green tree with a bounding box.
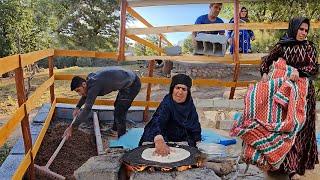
[132,35,163,56]
[56,0,120,51]
[181,35,194,54]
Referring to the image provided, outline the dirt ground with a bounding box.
[34,122,97,179]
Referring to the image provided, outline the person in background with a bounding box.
[260,17,318,179]
[227,7,255,54]
[63,67,141,139]
[139,74,201,156]
[192,3,225,46]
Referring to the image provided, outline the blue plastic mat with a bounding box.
[317,133,320,152]
[109,128,236,150]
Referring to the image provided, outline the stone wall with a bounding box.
[173,61,260,80]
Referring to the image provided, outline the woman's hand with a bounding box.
[261,73,269,82]
[289,69,299,81]
[154,135,170,156]
[251,36,255,41]
[63,126,73,140]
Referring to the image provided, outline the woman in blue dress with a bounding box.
[228,7,255,54]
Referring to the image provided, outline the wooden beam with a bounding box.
[56,98,161,107]
[54,49,118,59]
[32,99,56,158]
[55,74,87,80]
[0,105,25,148]
[48,56,55,103]
[229,0,240,99]
[54,74,255,87]
[126,7,173,46]
[126,54,267,63]
[20,49,54,67]
[0,55,20,75]
[14,62,35,179]
[25,76,54,113]
[127,0,264,7]
[144,60,155,122]
[127,22,320,35]
[118,0,128,61]
[126,34,164,53]
[127,23,233,35]
[93,112,104,155]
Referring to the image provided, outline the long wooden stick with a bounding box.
[93,112,104,155]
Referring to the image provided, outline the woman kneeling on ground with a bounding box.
[139,74,201,156]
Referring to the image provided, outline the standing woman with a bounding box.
[227,7,255,54]
[260,17,319,179]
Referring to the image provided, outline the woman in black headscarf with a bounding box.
[139,74,201,156]
[260,17,319,179]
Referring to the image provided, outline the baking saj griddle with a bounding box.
[121,143,203,172]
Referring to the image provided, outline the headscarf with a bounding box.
[278,17,310,45]
[240,7,249,23]
[169,74,192,103]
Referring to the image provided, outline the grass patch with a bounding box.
[0,143,10,166]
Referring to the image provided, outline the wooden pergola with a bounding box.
[0,0,320,179]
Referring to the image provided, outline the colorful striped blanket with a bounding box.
[230,58,309,170]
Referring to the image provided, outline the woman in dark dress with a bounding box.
[139,74,201,156]
[260,17,319,179]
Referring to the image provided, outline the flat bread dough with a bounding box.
[141,147,190,163]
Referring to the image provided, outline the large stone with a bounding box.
[130,168,221,180]
[74,153,123,180]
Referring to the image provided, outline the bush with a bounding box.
[76,57,93,67]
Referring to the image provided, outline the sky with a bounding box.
[127,4,229,46]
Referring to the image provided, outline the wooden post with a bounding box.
[14,55,35,179]
[48,56,55,103]
[143,60,155,122]
[158,35,162,56]
[118,0,127,61]
[229,0,240,99]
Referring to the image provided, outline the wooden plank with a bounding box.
[93,112,105,155]
[141,77,171,84]
[32,100,56,158]
[54,49,95,57]
[126,7,173,46]
[48,56,55,103]
[54,49,118,59]
[126,54,234,63]
[0,55,20,75]
[54,74,87,80]
[25,76,54,113]
[126,34,164,53]
[12,150,32,180]
[54,74,254,87]
[95,52,118,59]
[126,54,265,64]
[118,0,128,61]
[0,105,25,148]
[56,98,161,108]
[127,0,264,7]
[127,22,320,35]
[127,23,234,35]
[20,49,54,67]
